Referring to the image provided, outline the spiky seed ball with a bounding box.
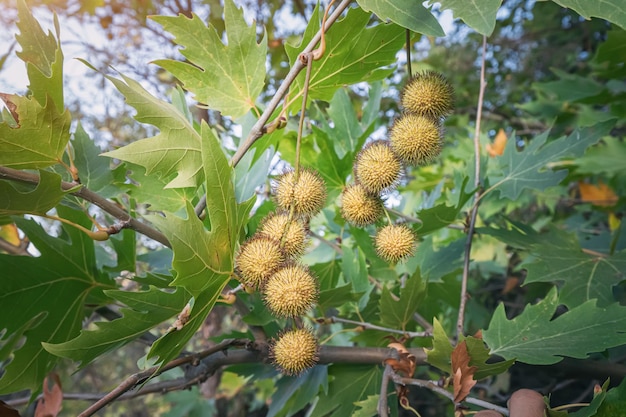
[274,168,327,217]
[236,235,285,290]
[401,71,454,119]
[271,328,319,375]
[375,224,416,263]
[263,262,318,318]
[354,140,402,194]
[258,212,308,258]
[341,184,384,227]
[389,113,442,166]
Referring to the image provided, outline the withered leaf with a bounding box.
[451,340,477,403]
[34,373,62,417]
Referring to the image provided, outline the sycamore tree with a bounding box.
[1,0,626,416]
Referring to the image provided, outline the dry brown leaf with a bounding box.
[501,277,519,295]
[486,129,507,157]
[451,340,478,403]
[0,400,21,417]
[34,373,62,417]
[579,181,618,207]
[169,303,192,331]
[385,342,416,377]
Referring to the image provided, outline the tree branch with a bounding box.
[456,36,487,340]
[194,0,354,217]
[0,166,171,248]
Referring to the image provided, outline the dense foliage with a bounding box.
[1,0,625,416]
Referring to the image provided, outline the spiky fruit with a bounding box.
[263,262,318,318]
[258,212,308,258]
[401,71,454,119]
[341,183,384,227]
[389,113,442,166]
[271,327,319,375]
[236,235,284,290]
[375,224,416,263]
[274,168,327,217]
[354,140,402,194]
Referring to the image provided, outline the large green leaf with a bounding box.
[425,318,453,373]
[285,6,405,108]
[523,240,626,308]
[428,0,502,36]
[379,270,427,330]
[71,123,117,197]
[145,126,254,365]
[414,179,473,235]
[0,210,113,394]
[151,0,267,118]
[483,288,626,365]
[43,287,188,368]
[488,120,614,200]
[311,364,381,417]
[0,170,72,217]
[551,0,626,30]
[100,72,203,189]
[125,163,195,214]
[0,95,71,169]
[357,0,444,36]
[16,0,64,110]
[574,137,626,178]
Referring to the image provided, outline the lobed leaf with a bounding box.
[357,0,444,36]
[488,120,615,200]
[151,0,267,118]
[285,6,405,108]
[100,72,203,189]
[483,288,626,365]
[379,270,427,331]
[428,0,502,36]
[0,170,73,218]
[551,0,626,30]
[0,95,71,169]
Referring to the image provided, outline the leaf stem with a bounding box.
[456,36,487,340]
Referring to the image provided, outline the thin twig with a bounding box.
[0,166,171,247]
[405,29,412,78]
[194,0,353,217]
[392,375,510,416]
[378,364,394,417]
[78,339,247,417]
[0,236,30,255]
[455,36,487,340]
[326,316,429,338]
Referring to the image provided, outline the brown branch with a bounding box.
[0,166,171,248]
[194,0,354,217]
[0,236,30,256]
[456,36,487,340]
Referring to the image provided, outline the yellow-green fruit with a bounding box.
[375,224,416,263]
[274,168,327,217]
[341,184,384,227]
[264,263,318,318]
[271,328,319,375]
[389,113,442,166]
[258,212,308,258]
[401,71,454,119]
[236,235,284,290]
[354,140,402,194]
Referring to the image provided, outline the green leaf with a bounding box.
[151,0,267,118]
[352,394,380,417]
[379,270,427,330]
[341,244,369,294]
[464,336,514,380]
[425,318,453,374]
[536,73,606,102]
[551,0,626,30]
[0,211,112,394]
[125,163,195,214]
[428,0,502,36]
[413,236,464,283]
[523,241,626,308]
[43,287,188,368]
[357,0,444,36]
[483,288,626,365]
[318,284,361,312]
[71,123,117,197]
[0,170,72,217]
[575,137,626,178]
[488,121,615,200]
[285,6,405,107]
[0,95,71,169]
[595,378,626,417]
[100,72,203,189]
[311,364,381,417]
[415,180,473,235]
[16,0,64,109]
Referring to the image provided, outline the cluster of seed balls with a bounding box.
[341,71,454,263]
[235,168,327,375]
